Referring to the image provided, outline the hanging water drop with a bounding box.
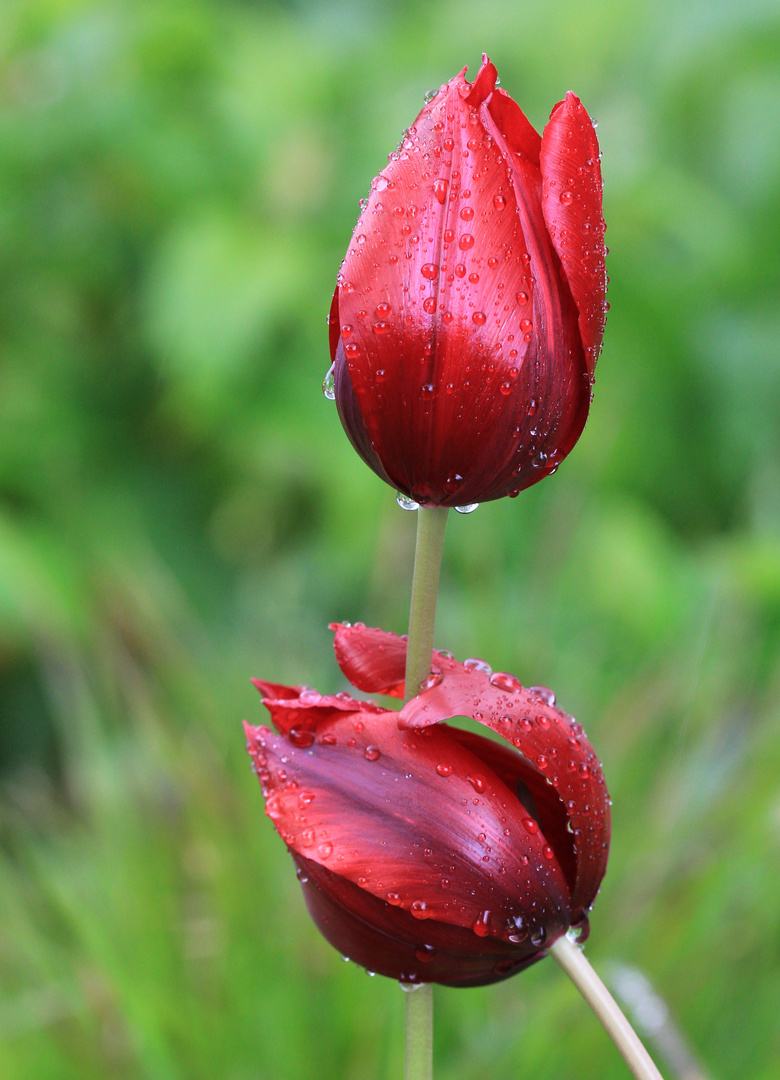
[397,492,420,511]
[322,363,336,400]
[455,503,479,514]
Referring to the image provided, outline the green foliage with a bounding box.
[1,1,779,1077]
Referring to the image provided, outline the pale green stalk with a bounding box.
[550,936,665,1080]
[402,505,449,1080]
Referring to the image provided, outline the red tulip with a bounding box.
[245,624,610,986]
[329,56,607,508]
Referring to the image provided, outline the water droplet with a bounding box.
[529,686,556,706]
[436,763,453,777]
[530,927,547,948]
[472,311,486,326]
[387,891,402,905]
[443,137,454,152]
[472,912,491,937]
[464,657,492,673]
[422,297,437,314]
[460,206,474,222]
[420,671,443,691]
[459,234,475,250]
[490,672,523,693]
[299,687,322,705]
[415,944,437,962]
[411,900,429,919]
[567,914,590,944]
[322,364,336,400]
[318,841,333,859]
[467,773,486,793]
[468,272,479,284]
[288,728,315,748]
[559,190,574,205]
[373,321,389,335]
[364,745,381,761]
[455,503,479,514]
[396,492,419,511]
[423,89,437,103]
[433,178,448,204]
[522,817,538,834]
[493,194,506,210]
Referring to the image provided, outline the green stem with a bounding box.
[404,984,434,1080]
[404,506,449,701]
[402,505,448,1080]
[550,937,665,1080]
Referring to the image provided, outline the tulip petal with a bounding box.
[333,63,591,506]
[445,726,577,897]
[330,622,407,697]
[244,714,570,941]
[483,87,541,167]
[540,92,607,374]
[398,654,610,918]
[251,683,382,736]
[294,852,545,987]
[461,53,498,109]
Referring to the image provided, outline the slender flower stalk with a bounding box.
[403,506,448,1080]
[550,937,665,1080]
[404,507,449,700]
[404,982,434,1080]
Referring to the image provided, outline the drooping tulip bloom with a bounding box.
[329,56,607,508]
[245,624,610,986]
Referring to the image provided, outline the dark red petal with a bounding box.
[252,684,381,736]
[540,92,607,375]
[445,726,576,898]
[399,661,610,918]
[294,853,547,987]
[244,714,570,939]
[331,622,407,697]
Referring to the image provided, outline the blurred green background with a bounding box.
[1,0,779,1077]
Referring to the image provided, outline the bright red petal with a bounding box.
[484,87,541,167]
[399,659,610,918]
[331,622,407,697]
[244,715,570,939]
[540,92,607,375]
[334,63,588,505]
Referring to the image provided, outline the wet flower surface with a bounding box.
[245,624,610,986]
[330,55,607,508]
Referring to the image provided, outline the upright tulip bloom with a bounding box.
[330,56,607,507]
[245,624,610,986]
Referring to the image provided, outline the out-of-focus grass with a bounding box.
[0,1,778,1077]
